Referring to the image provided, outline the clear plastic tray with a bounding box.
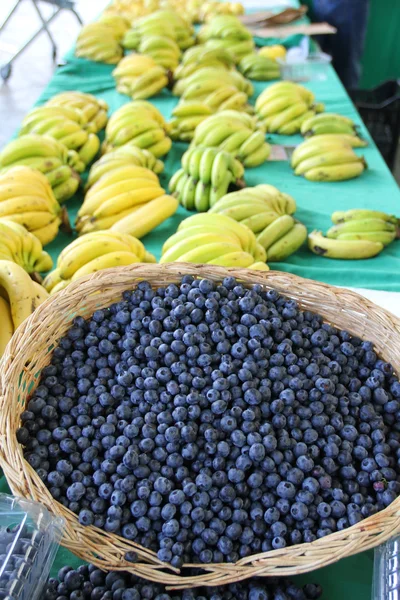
[277,52,332,82]
[0,494,64,600]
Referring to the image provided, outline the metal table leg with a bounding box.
[0,0,83,80]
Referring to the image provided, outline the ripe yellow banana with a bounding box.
[177,241,244,264]
[178,213,256,255]
[0,295,14,356]
[308,230,383,259]
[294,149,363,176]
[249,261,270,271]
[208,250,255,267]
[0,260,35,328]
[331,209,398,225]
[335,231,396,245]
[71,250,141,281]
[111,194,178,238]
[31,280,50,309]
[304,161,366,182]
[32,217,61,246]
[328,218,395,236]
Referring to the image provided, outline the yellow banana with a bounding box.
[32,217,61,246]
[249,261,270,271]
[43,267,64,292]
[0,260,35,328]
[308,230,383,259]
[50,279,71,295]
[332,209,398,225]
[31,281,50,309]
[295,149,363,176]
[304,161,366,182]
[208,250,255,267]
[0,295,14,356]
[111,194,178,238]
[71,251,141,281]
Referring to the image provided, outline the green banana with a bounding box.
[267,222,307,261]
[257,215,295,251]
[194,181,210,212]
[199,148,218,185]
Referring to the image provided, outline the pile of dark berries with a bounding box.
[45,563,322,600]
[17,276,400,567]
[0,521,45,598]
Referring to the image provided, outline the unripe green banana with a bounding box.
[267,222,307,261]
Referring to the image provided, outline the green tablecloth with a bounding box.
[3,34,400,598]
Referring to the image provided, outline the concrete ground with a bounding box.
[0,0,108,147]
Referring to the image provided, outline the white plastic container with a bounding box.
[277,52,332,82]
[0,493,64,600]
[373,537,400,599]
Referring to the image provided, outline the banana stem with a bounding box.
[60,206,73,235]
[30,272,43,284]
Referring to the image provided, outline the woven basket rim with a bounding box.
[1,262,400,589]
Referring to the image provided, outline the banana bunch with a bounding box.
[44,231,156,294]
[255,81,318,134]
[103,101,172,157]
[86,146,164,190]
[0,219,53,274]
[204,37,255,63]
[205,85,252,112]
[208,184,296,233]
[238,53,280,81]
[255,215,307,262]
[199,1,244,22]
[197,14,251,40]
[160,213,268,269]
[173,46,235,80]
[122,10,195,51]
[308,231,384,260]
[0,260,50,356]
[75,23,123,64]
[97,13,130,40]
[47,92,109,134]
[326,209,398,246]
[208,186,305,260]
[112,54,169,99]
[76,165,166,234]
[110,194,179,238]
[172,66,253,100]
[291,136,367,181]
[137,35,181,70]
[0,135,80,203]
[300,112,363,139]
[19,106,100,170]
[191,111,270,167]
[169,146,245,211]
[104,0,151,21]
[198,16,254,63]
[169,101,214,142]
[0,166,63,245]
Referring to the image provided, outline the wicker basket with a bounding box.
[1,262,400,589]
